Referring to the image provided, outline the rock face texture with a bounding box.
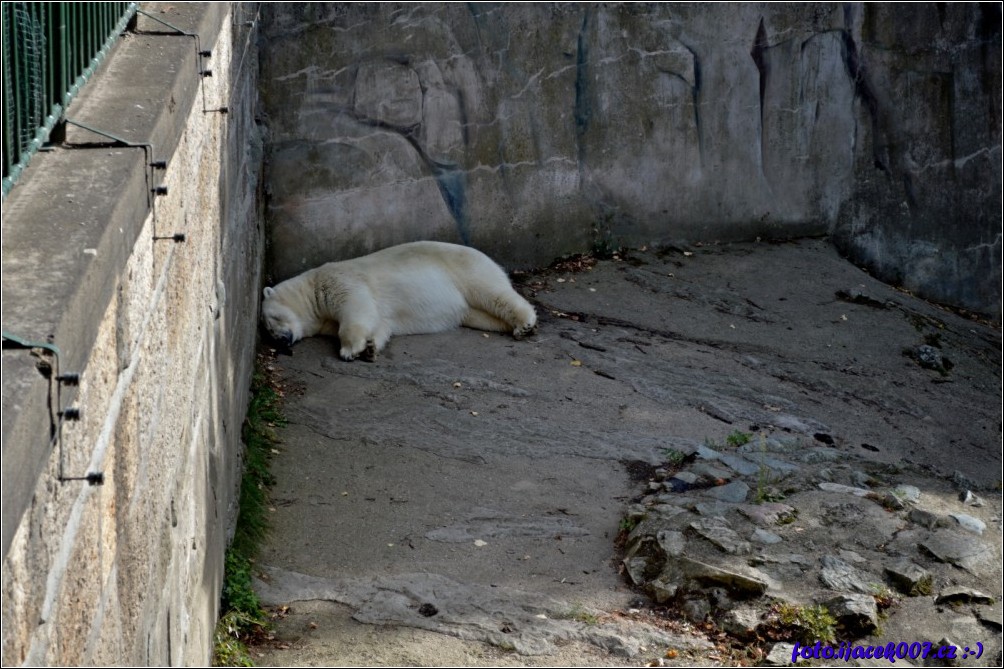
[260,3,1000,316]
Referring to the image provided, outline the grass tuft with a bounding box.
[771,602,838,644]
[726,430,753,447]
[213,360,285,666]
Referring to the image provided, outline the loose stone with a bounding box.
[648,573,678,604]
[671,471,699,485]
[801,447,844,464]
[975,606,1003,631]
[935,587,995,606]
[751,528,782,544]
[851,470,875,488]
[739,502,797,527]
[883,560,933,596]
[765,642,802,665]
[655,530,686,557]
[718,605,761,639]
[672,556,769,597]
[838,549,867,563]
[689,517,751,555]
[950,471,977,491]
[949,513,986,535]
[701,480,749,503]
[959,490,985,507]
[716,452,761,476]
[920,529,996,573]
[824,593,879,635]
[693,501,736,517]
[690,462,733,481]
[819,555,874,594]
[908,508,940,529]
[893,484,921,503]
[817,482,871,497]
[680,597,711,623]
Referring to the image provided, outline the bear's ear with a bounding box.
[263,286,275,299]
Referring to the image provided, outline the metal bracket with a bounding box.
[133,9,223,114]
[153,233,187,243]
[62,118,165,226]
[62,119,182,242]
[1,331,102,485]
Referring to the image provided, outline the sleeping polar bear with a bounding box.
[261,241,537,361]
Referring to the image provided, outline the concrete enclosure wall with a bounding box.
[1,4,262,665]
[260,3,1001,316]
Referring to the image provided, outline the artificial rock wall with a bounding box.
[260,3,1001,316]
[1,4,262,665]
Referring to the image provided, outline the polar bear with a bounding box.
[261,241,537,361]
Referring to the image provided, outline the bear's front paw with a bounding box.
[512,322,537,340]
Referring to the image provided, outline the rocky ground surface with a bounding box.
[250,239,1001,666]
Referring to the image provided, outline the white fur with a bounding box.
[261,241,537,361]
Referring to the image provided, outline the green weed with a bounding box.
[661,448,686,467]
[561,603,601,625]
[213,611,259,667]
[619,516,639,533]
[773,603,837,644]
[775,508,798,524]
[726,430,753,447]
[870,584,900,611]
[591,213,619,259]
[213,359,284,665]
[912,575,934,597]
[752,434,787,504]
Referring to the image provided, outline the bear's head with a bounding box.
[261,285,307,347]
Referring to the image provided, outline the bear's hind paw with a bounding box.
[340,340,377,362]
[359,340,377,363]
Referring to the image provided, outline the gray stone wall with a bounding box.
[831,4,1001,316]
[260,3,1000,316]
[1,4,262,664]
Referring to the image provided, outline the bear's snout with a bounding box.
[262,322,294,348]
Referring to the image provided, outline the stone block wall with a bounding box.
[260,3,1000,316]
[1,3,262,665]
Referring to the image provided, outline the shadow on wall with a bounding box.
[259,3,1001,317]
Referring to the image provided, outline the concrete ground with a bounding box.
[250,239,1001,666]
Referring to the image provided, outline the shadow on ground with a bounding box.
[251,240,1001,666]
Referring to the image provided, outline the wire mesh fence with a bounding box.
[2,2,137,197]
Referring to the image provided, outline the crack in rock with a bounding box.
[425,507,590,542]
[255,566,711,657]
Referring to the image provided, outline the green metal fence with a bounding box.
[2,2,137,197]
